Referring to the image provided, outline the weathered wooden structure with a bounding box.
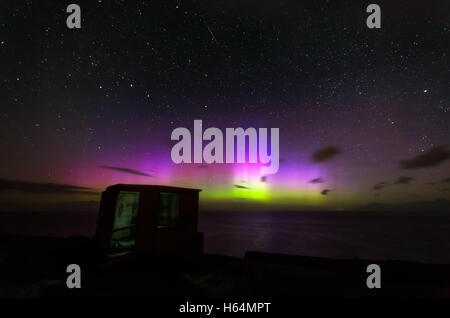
[95,184,203,257]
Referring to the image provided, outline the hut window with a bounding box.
[110,191,140,253]
[157,192,180,228]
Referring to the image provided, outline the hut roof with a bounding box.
[105,184,201,193]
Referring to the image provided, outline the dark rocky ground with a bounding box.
[1,231,450,298]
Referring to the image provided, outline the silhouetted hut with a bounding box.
[95,184,203,257]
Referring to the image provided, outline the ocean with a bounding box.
[1,210,449,264]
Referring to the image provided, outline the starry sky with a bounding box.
[0,0,449,211]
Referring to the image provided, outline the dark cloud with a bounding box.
[400,145,450,169]
[373,177,413,190]
[373,182,389,191]
[373,184,384,191]
[312,146,342,163]
[425,178,450,185]
[100,166,153,177]
[321,189,331,195]
[373,177,413,191]
[309,178,324,184]
[161,138,176,148]
[234,185,249,189]
[0,178,98,195]
[0,200,100,212]
[394,176,414,185]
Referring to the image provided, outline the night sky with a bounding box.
[0,0,449,211]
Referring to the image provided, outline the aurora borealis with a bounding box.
[0,0,449,211]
